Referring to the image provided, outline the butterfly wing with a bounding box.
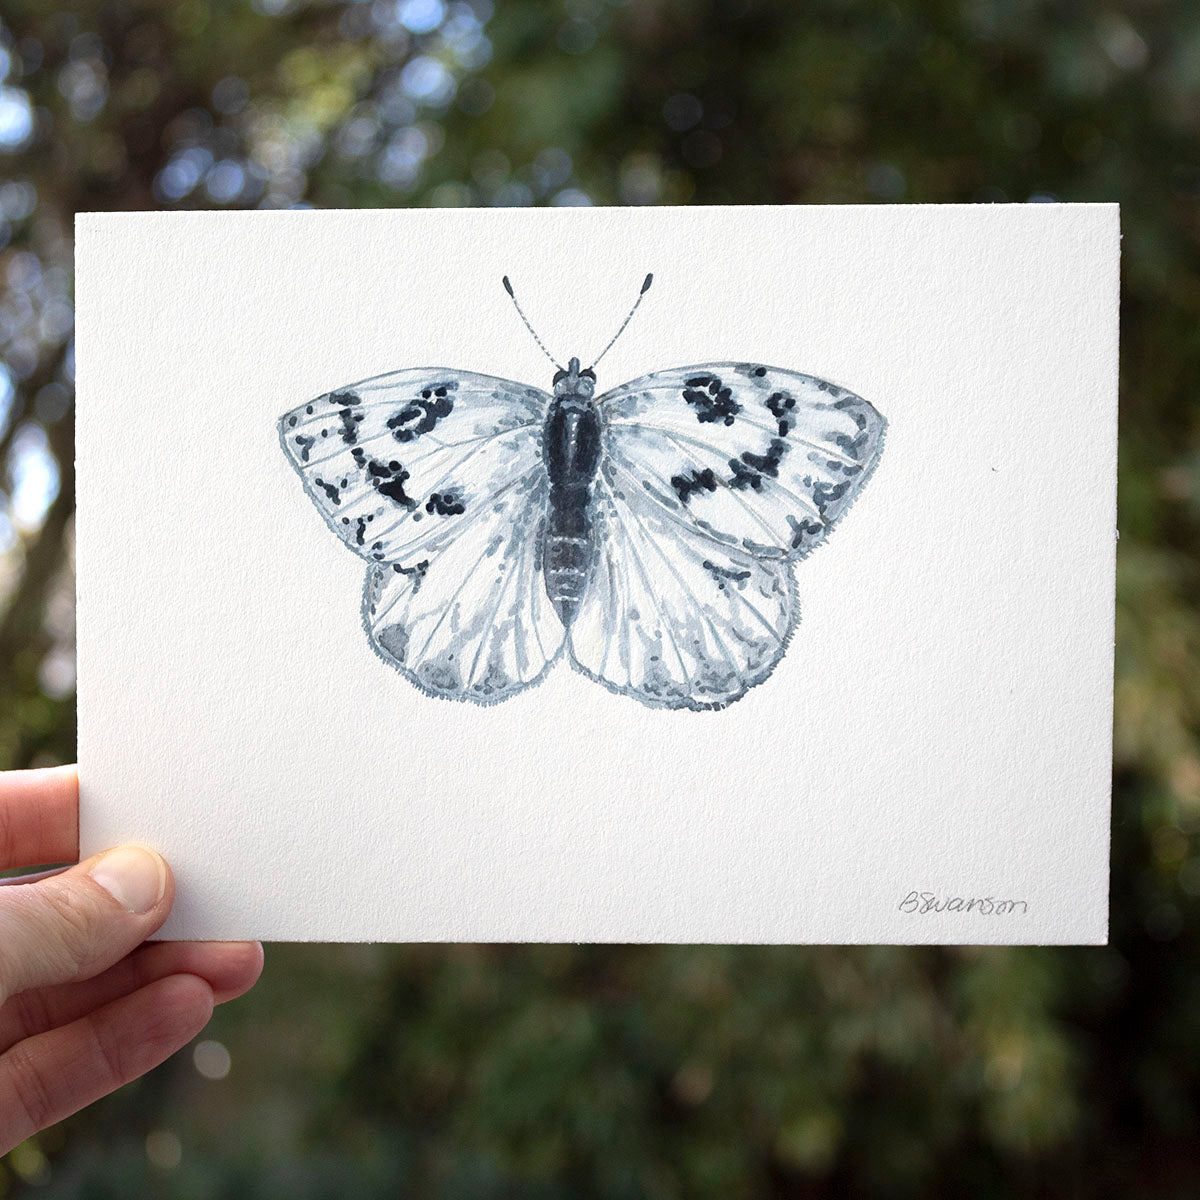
[362,470,565,704]
[570,468,795,710]
[280,369,565,704]
[595,362,885,559]
[569,362,885,710]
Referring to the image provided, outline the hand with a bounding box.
[0,766,262,1153]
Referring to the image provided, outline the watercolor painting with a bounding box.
[278,276,886,711]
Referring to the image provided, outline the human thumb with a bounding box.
[0,845,173,1003]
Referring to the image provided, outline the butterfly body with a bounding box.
[543,356,603,624]
[280,321,885,711]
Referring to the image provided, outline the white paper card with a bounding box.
[76,205,1117,944]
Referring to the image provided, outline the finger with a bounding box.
[0,973,213,1154]
[0,844,172,1003]
[0,941,262,1053]
[0,766,78,870]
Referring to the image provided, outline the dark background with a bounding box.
[0,0,1197,1195]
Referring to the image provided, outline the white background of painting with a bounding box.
[75,206,1117,943]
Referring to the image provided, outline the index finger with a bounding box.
[0,767,79,871]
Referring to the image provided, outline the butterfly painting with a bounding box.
[278,275,886,711]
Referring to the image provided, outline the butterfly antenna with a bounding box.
[588,273,653,370]
[502,276,563,371]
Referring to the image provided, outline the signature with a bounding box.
[899,891,1028,915]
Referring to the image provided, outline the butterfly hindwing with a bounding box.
[569,463,795,710]
[363,469,566,704]
[597,363,885,559]
[279,369,548,564]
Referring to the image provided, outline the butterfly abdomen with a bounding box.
[543,394,602,625]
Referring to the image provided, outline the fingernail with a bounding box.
[89,845,167,914]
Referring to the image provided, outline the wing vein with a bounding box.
[525,520,552,673]
[465,512,530,687]
[605,464,785,644]
[607,477,771,672]
[594,476,697,689]
[409,472,542,663]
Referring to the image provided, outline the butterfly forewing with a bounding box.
[597,363,885,559]
[279,369,548,564]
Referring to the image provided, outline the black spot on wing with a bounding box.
[766,391,797,437]
[811,477,852,514]
[294,434,315,462]
[338,405,365,445]
[346,513,378,547]
[833,396,870,428]
[670,466,719,504]
[365,457,417,509]
[701,558,752,591]
[426,491,466,516]
[821,448,864,476]
[814,392,874,446]
[682,374,740,426]
[390,559,430,596]
[728,438,788,491]
[388,382,457,443]
[832,429,872,459]
[787,514,825,549]
[375,624,408,663]
[313,474,346,505]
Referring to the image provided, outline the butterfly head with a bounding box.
[553,356,597,399]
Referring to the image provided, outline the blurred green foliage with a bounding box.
[0,0,1197,1194]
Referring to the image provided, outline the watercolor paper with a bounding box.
[75,205,1118,943]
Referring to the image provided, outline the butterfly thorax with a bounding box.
[543,358,602,625]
